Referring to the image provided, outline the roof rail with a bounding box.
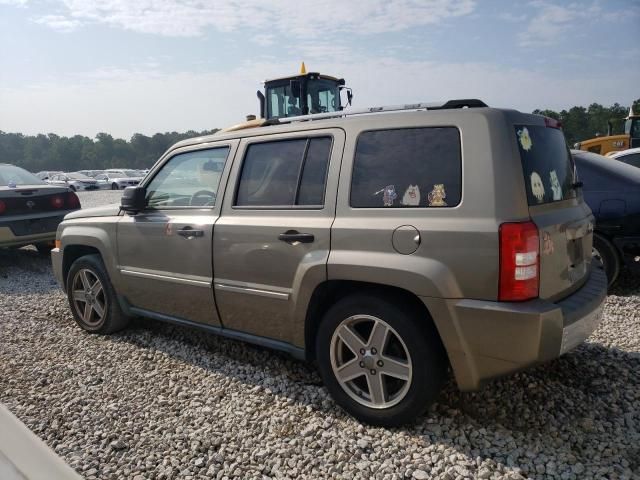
[267,99,488,125]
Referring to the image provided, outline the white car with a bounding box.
[95,172,142,190]
[609,147,640,168]
[47,172,99,191]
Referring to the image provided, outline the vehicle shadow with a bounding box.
[108,316,639,476]
[0,247,60,295]
[609,269,640,297]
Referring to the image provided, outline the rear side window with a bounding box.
[619,153,640,168]
[516,125,576,205]
[235,137,332,207]
[350,127,462,208]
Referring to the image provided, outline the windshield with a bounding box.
[307,79,339,114]
[0,165,46,187]
[123,170,139,177]
[516,125,576,205]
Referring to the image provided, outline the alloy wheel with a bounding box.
[71,268,107,327]
[330,315,412,409]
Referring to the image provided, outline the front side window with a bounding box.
[351,128,462,208]
[146,147,229,208]
[307,80,339,114]
[235,137,332,207]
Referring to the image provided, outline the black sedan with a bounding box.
[0,164,81,253]
[572,150,640,285]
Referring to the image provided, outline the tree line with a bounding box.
[1,99,639,173]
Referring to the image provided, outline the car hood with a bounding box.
[64,203,121,220]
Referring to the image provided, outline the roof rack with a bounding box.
[267,99,488,126]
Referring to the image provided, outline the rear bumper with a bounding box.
[423,266,607,391]
[612,235,640,273]
[0,213,67,248]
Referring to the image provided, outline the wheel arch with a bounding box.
[61,245,101,290]
[304,280,446,363]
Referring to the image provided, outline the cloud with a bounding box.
[32,0,475,37]
[518,1,599,47]
[33,14,80,32]
[0,0,28,5]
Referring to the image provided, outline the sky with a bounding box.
[0,0,638,139]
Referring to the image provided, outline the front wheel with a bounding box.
[111,183,119,190]
[66,254,131,334]
[316,294,447,427]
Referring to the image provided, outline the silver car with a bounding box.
[95,171,141,190]
[47,173,99,191]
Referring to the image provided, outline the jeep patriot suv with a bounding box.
[52,101,607,426]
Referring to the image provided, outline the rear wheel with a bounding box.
[316,294,446,427]
[593,234,620,287]
[111,183,119,190]
[67,254,131,334]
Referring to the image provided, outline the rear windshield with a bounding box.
[0,165,45,187]
[516,125,575,205]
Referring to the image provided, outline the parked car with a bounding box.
[52,102,606,426]
[47,172,99,191]
[95,172,141,190]
[0,164,80,253]
[608,147,640,168]
[35,170,63,181]
[572,149,640,285]
[77,169,104,178]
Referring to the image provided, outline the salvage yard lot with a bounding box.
[0,190,639,480]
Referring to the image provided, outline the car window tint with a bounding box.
[146,147,229,208]
[620,153,640,168]
[236,137,331,207]
[350,128,462,208]
[297,138,332,205]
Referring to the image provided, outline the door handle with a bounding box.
[278,230,315,244]
[177,228,204,238]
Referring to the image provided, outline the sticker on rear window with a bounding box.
[374,185,397,206]
[427,184,447,206]
[401,185,420,206]
[517,127,533,151]
[530,171,545,203]
[549,170,562,201]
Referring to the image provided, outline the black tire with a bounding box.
[111,183,119,190]
[316,293,447,427]
[593,234,620,288]
[69,185,76,192]
[66,254,131,334]
[34,241,55,255]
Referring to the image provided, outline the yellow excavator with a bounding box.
[574,106,640,155]
[222,62,352,132]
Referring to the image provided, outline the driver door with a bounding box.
[116,141,237,326]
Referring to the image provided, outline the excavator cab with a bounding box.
[257,63,352,121]
[624,110,640,149]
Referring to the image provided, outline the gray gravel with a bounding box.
[0,190,638,479]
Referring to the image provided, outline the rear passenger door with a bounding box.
[213,129,344,344]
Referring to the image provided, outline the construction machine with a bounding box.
[222,62,352,132]
[575,106,640,155]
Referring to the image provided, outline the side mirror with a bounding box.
[120,186,146,214]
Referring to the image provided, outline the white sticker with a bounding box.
[549,170,562,201]
[518,127,533,151]
[401,184,421,206]
[530,171,545,203]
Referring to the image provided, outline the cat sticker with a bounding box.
[372,185,397,206]
[401,184,421,206]
[549,170,562,201]
[530,171,545,203]
[517,127,533,151]
[427,184,447,207]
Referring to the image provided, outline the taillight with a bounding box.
[50,195,64,209]
[0,200,5,214]
[499,221,539,301]
[66,191,81,209]
[544,116,562,129]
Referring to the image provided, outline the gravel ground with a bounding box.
[0,190,639,480]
